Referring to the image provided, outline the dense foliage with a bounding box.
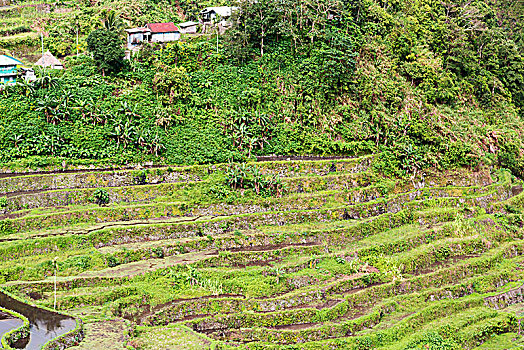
[0,0,523,176]
[86,29,126,74]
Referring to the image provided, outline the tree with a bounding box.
[86,29,125,75]
[226,0,281,58]
[101,10,125,35]
[152,64,191,104]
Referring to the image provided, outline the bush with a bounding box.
[92,188,110,206]
[134,170,147,185]
[204,183,232,201]
[225,163,285,197]
[152,247,164,258]
[86,29,125,74]
[107,256,119,267]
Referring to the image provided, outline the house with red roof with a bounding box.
[125,22,180,50]
[147,22,180,43]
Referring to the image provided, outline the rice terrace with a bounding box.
[0,154,523,349]
[1,0,524,348]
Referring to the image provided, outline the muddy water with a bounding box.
[0,292,76,349]
[0,315,23,341]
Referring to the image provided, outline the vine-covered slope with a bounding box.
[0,0,523,176]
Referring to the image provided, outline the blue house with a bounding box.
[0,55,23,84]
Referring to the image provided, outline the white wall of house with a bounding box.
[24,70,36,81]
[0,75,17,84]
[151,32,180,42]
[128,33,147,49]
[180,25,197,34]
[0,64,17,84]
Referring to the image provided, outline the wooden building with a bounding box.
[199,6,238,33]
[0,55,34,84]
[125,22,180,50]
[199,6,237,23]
[178,21,199,34]
[0,55,22,84]
[148,22,180,43]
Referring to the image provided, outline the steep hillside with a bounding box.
[0,0,524,348]
[0,0,522,177]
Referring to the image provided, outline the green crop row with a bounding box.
[236,297,514,347]
[0,156,373,195]
[0,205,479,285]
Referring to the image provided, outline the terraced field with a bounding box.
[0,1,46,60]
[1,155,524,349]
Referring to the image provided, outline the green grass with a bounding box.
[474,333,524,349]
[130,324,215,350]
[0,31,37,41]
[69,319,128,350]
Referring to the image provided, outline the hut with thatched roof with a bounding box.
[35,51,63,70]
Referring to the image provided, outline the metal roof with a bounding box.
[0,55,23,66]
[146,22,179,33]
[125,27,150,34]
[200,6,238,17]
[178,21,198,27]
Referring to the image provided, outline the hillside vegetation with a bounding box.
[1,0,524,349]
[0,0,522,177]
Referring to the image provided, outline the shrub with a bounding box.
[92,188,110,206]
[204,183,232,201]
[86,29,125,74]
[225,163,285,197]
[107,256,119,267]
[152,247,164,258]
[0,220,15,236]
[152,64,191,104]
[134,170,147,185]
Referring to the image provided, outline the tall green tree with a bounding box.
[227,0,282,58]
[101,10,125,35]
[152,63,191,104]
[86,29,125,75]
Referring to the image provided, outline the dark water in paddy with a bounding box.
[0,317,23,341]
[0,291,76,349]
